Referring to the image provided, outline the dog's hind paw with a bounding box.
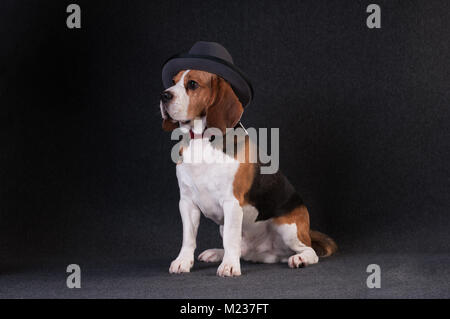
[288,252,318,268]
[198,249,224,263]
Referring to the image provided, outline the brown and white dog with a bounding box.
[160,69,337,277]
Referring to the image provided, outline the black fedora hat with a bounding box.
[162,41,254,108]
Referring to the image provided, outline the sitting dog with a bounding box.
[160,42,337,277]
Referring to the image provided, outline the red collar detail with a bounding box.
[189,127,207,139]
[189,129,203,139]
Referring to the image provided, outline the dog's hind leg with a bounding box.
[272,205,319,268]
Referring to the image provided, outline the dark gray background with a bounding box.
[0,0,449,298]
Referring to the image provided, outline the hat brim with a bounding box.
[162,54,253,107]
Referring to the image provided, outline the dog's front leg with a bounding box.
[217,199,243,277]
[169,198,200,274]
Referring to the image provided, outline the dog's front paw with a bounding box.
[169,257,194,274]
[217,258,241,277]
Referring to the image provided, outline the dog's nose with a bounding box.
[161,91,173,103]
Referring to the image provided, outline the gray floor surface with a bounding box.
[0,252,448,298]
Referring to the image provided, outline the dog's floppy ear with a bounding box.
[162,119,179,131]
[206,76,243,134]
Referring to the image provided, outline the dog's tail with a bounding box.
[310,230,338,257]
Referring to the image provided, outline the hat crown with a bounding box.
[188,41,234,64]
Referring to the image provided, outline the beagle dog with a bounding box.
[160,69,337,277]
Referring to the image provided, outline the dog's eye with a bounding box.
[172,79,176,85]
[187,80,199,90]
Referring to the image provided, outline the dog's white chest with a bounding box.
[176,138,240,224]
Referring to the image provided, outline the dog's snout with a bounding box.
[161,91,173,103]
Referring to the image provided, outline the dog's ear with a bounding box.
[206,77,243,134]
[162,119,179,131]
